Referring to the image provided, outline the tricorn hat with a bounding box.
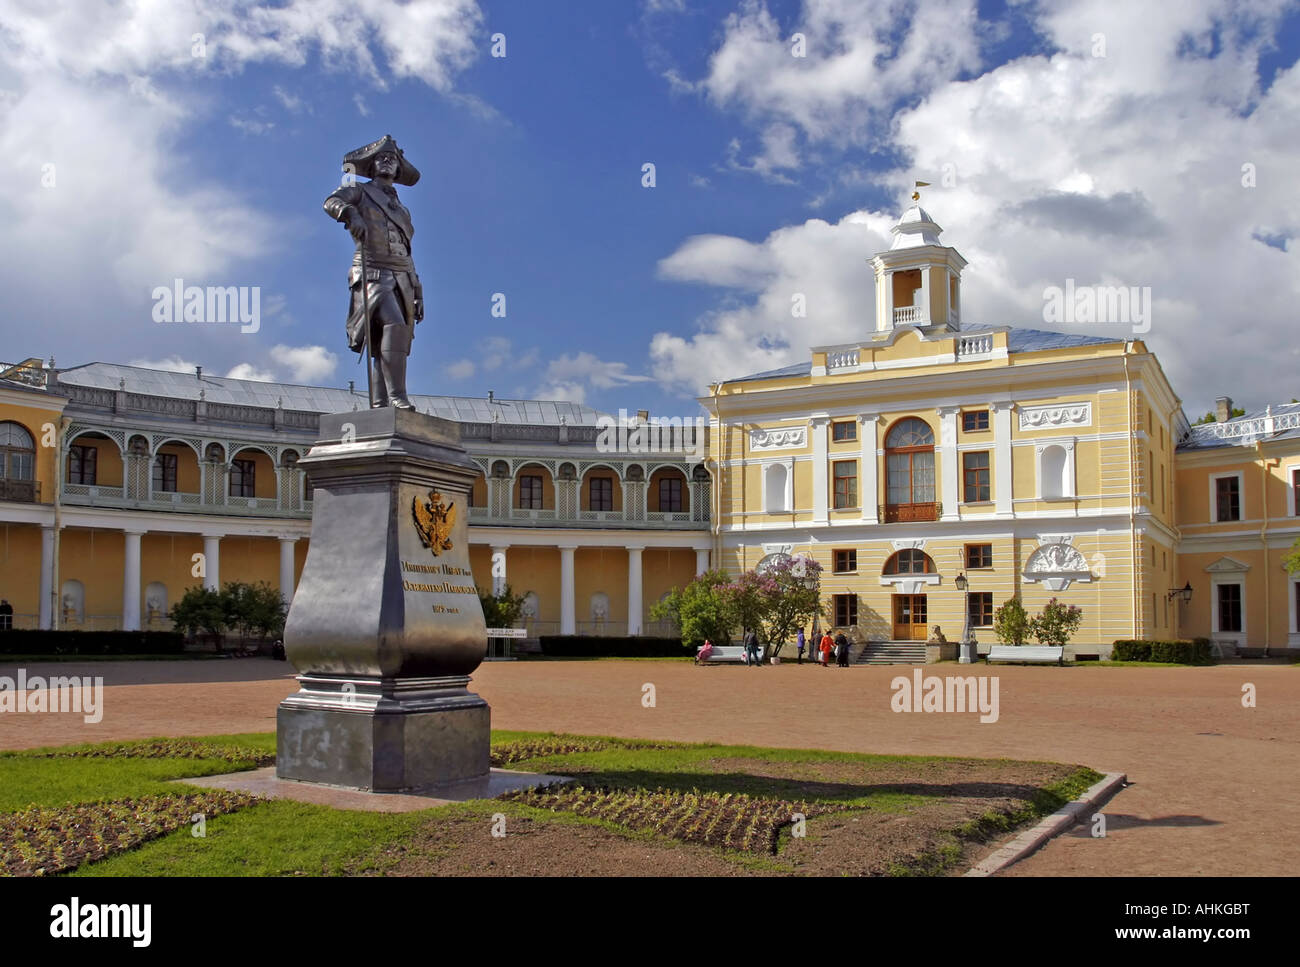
[341,134,420,186]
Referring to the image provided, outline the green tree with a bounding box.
[650,570,738,648]
[992,596,1030,646]
[169,586,227,643]
[754,554,824,659]
[478,584,527,629]
[1284,538,1300,576]
[1029,597,1083,647]
[1193,406,1246,425]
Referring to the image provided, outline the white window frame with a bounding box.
[1287,571,1300,648]
[1209,470,1244,523]
[1035,439,1076,499]
[1287,463,1300,518]
[1209,575,1246,648]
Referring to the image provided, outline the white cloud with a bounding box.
[0,0,484,377]
[695,0,981,173]
[650,0,1300,415]
[271,85,303,112]
[536,351,654,404]
[127,355,199,374]
[269,344,337,383]
[444,359,476,380]
[224,362,277,382]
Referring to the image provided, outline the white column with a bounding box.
[811,416,829,523]
[859,414,880,524]
[992,401,1014,518]
[920,263,932,324]
[882,267,894,331]
[202,535,221,591]
[39,525,55,629]
[695,548,710,576]
[490,544,510,596]
[626,545,644,636]
[123,530,143,631]
[938,405,960,521]
[279,537,297,604]
[559,545,576,635]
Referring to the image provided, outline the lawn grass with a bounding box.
[1,730,1099,877]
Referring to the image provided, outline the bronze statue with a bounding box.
[324,135,423,409]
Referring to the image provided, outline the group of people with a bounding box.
[694,628,854,667]
[795,628,852,667]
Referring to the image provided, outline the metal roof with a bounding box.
[1178,401,1300,451]
[54,362,609,426]
[723,326,1124,384]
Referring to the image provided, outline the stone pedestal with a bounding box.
[277,408,490,792]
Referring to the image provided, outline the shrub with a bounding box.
[0,630,184,656]
[1030,598,1083,647]
[1112,639,1213,665]
[992,597,1030,646]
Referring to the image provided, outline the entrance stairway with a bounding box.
[855,640,928,665]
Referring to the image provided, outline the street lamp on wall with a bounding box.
[1167,581,1192,604]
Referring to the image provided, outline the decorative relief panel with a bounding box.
[1022,541,1093,591]
[749,427,806,451]
[1019,402,1092,431]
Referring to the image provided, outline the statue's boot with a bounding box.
[369,355,389,408]
[382,349,415,410]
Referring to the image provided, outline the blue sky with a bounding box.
[2,0,1298,420]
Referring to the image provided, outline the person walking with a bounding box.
[835,631,850,667]
[745,629,762,667]
[819,631,833,667]
[795,628,806,664]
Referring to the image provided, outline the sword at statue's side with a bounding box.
[358,238,374,409]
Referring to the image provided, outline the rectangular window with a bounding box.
[833,593,858,627]
[831,420,857,442]
[590,476,613,512]
[962,451,990,502]
[968,592,994,627]
[1215,476,1240,522]
[230,458,256,498]
[659,477,683,512]
[832,460,857,509]
[68,444,97,485]
[519,474,543,510]
[152,453,177,493]
[962,410,990,432]
[1217,583,1242,633]
[1293,469,1300,516]
[965,543,993,569]
[1296,583,1300,632]
[833,549,857,573]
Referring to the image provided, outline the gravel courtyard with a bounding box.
[2,658,1295,875]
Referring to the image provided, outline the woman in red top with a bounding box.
[819,633,834,666]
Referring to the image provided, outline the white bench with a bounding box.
[986,645,1064,665]
[696,644,753,664]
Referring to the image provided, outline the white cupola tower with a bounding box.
[871,188,967,333]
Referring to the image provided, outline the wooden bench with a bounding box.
[696,644,753,664]
[986,645,1064,665]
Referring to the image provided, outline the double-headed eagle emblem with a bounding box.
[412,489,455,556]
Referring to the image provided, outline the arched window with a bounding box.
[0,422,36,501]
[883,549,935,574]
[885,418,936,522]
[764,463,789,512]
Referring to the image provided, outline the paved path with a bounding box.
[2,658,1296,875]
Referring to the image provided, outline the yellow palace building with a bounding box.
[1,201,1297,658]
